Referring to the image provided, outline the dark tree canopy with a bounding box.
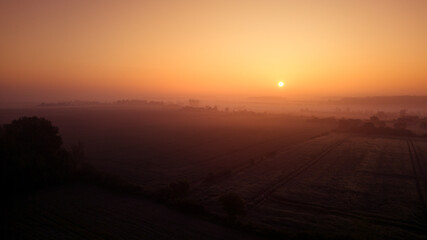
[1,117,70,193]
[2,117,62,155]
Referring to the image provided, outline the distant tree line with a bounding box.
[39,99,177,107]
[338,96,427,106]
[115,99,167,105]
[309,113,427,137]
[181,105,219,112]
[337,117,416,137]
[39,100,101,107]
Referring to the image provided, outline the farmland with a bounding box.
[0,104,333,190]
[2,103,427,239]
[5,185,263,240]
[246,137,427,239]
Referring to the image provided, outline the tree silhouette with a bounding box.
[2,117,62,154]
[1,117,70,193]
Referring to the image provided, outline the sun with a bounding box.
[278,81,284,87]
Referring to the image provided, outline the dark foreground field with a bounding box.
[5,185,263,240]
[2,104,427,239]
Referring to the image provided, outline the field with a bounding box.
[245,137,427,239]
[2,104,427,239]
[5,185,263,240]
[0,105,333,190]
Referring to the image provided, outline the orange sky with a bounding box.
[1,0,427,101]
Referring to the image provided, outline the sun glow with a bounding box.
[0,1,427,99]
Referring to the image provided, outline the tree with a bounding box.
[370,116,379,123]
[375,111,387,120]
[2,117,62,155]
[219,192,245,219]
[1,117,70,192]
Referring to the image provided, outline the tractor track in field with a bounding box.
[247,138,347,209]
[407,139,427,217]
[190,133,333,188]
[269,196,427,234]
[189,136,295,189]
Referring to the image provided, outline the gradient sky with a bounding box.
[1,0,427,101]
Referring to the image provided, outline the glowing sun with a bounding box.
[278,81,284,87]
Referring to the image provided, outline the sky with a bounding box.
[1,0,427,102]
